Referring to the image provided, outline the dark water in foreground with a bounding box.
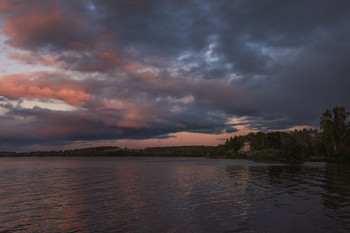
[0,157,349,233]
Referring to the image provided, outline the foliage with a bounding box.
[246,149,281,162]
[0,146,216,157]
[210,106,350,163]
[320,106,350,159]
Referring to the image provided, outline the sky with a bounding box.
[0,0,349,151]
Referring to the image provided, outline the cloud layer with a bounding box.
[1,0,350,150]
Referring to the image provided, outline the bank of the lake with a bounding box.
[0,145,215,158]
[209,149,345,163]
[1,146,348,164]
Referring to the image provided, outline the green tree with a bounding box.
[267,132,281,149]
[320,106,350,158]
[250,132,268,151]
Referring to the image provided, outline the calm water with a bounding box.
[0,157,349,233]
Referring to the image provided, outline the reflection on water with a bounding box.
[322,164,350,228]
[0,157,349,232]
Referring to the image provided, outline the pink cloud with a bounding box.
[8,52,61,67]
[95,50,121,66]
[124,64,139,72]
[3,7,76,49]
[94,99,151,129]
[99,34,116,42]
[0,72,91,105]
[0,1,25,12]
[68,41,88,50]
[140,72,156,79]
[123,63,157,79]
[1,1,122,72]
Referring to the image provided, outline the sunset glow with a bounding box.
[0,0,349,151]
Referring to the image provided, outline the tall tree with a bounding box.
[320,106,350,157]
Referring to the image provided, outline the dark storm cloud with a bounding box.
[0,88,229,147]
[1,0,350,149]
[225,128,239,134]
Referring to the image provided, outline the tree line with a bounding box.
[209,106,350,162]
[0,146,215,157]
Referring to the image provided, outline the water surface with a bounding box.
[0,157,349,232]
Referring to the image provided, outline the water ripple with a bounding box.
[0,157,349,232]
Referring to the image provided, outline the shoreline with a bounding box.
[0,153,346,164]
[1,145,348,163]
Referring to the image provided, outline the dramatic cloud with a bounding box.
[0,72,91,105]
[0,0,349,150]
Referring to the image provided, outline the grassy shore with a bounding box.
[208,149,342,163]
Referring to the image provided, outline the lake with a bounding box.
[0,157,349,232]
